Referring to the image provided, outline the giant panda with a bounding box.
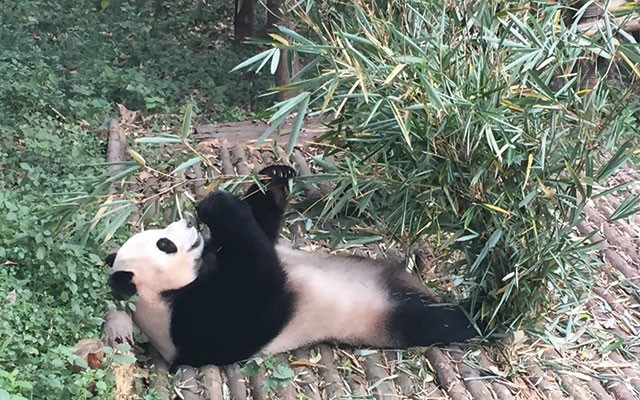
[106,165,481,368]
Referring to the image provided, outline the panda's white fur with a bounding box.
[111,219,203,361]
[108,166,480,368]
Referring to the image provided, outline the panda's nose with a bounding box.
[185,220,193,228]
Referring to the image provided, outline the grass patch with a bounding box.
[0,0,273,397]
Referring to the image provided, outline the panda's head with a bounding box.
[107,219,204,299]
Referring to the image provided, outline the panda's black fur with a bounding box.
[108,165,480,368]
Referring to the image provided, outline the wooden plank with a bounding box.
[292,349,322,400]
[200,366,224,400]
[362,351,400,400]
[175,366,201,400]
[317,345,350,399]
[224,364,248,400]
[426,348,473,400]
[477,350,515,400]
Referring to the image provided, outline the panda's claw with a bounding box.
[258,165,297,183]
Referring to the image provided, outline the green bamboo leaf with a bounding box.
[104,166,139,184]
[267,91,311,125]
[286,92,310,155]
[101,204,136,243]
[277,26,316,46]
[608,195,640,222]
[470,229,503,272]
[270,48,281,75]
[136,137,182,144]
[595,141,633,181]
[181,103,194,140]
[171,156,203,175]
[231,48,276,72]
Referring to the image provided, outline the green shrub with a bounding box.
[0,1,276,397]
[239,0,640,329]
[0,0,273,123]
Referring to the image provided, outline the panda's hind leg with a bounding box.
[388,293,480,346]
[244,165,297,243]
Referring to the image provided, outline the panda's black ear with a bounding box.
[105,253,117,268]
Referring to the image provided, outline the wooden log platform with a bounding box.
[105,124,640,400]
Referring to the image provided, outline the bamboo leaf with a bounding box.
[172,157,203,175]
[180,103,194,140]
[270,48,281,74]
[608,195,640,222]
[596,141,633,181]
[127,149,146,166]
[286,93,310,155]
[136,137,182,144]
[231,48,276,72]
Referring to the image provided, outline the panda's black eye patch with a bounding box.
[156,238,177,254]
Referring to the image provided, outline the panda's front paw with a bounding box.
[197,190,252,228]
[109,271,137,300]
[259,165,297,184]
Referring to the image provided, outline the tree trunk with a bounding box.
[234,0,255,43]
[266,0,294,99]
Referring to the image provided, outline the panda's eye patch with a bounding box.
[156,238,177,254]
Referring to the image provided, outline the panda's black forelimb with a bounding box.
[174,189,295,366]
[196,190,276,260]
[243,165,297,244]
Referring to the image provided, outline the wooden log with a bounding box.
[477,350,515,400]
[579,14,640,35]
[232,145,251,175]
[584,206,640,266]
[224,364,248,400]
[292,149,321,200]
[248,365,268,400]
[543,350,595,400]
[386,351,417,397]
[449,347,495,400]
[148,348,172,400]
[102,117,139,398]
[174,366,202,400]
[106,119,126,182]
[362,351,400,400]
[525,363,570,400]
[292,349,322,400]
[607,352,640,390]
[586,379,616,400]
[317,345,349,399]
[603,380,637,400]
[220,144,235,176]
[200,366,225,400]
[274,354,297,400]
[425,347,473,400]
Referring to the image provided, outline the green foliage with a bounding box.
[239,0,640,329]
[0,119,115,397]
[0,0,273,124]
[241,355,295,392]
[0,0,274,397]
